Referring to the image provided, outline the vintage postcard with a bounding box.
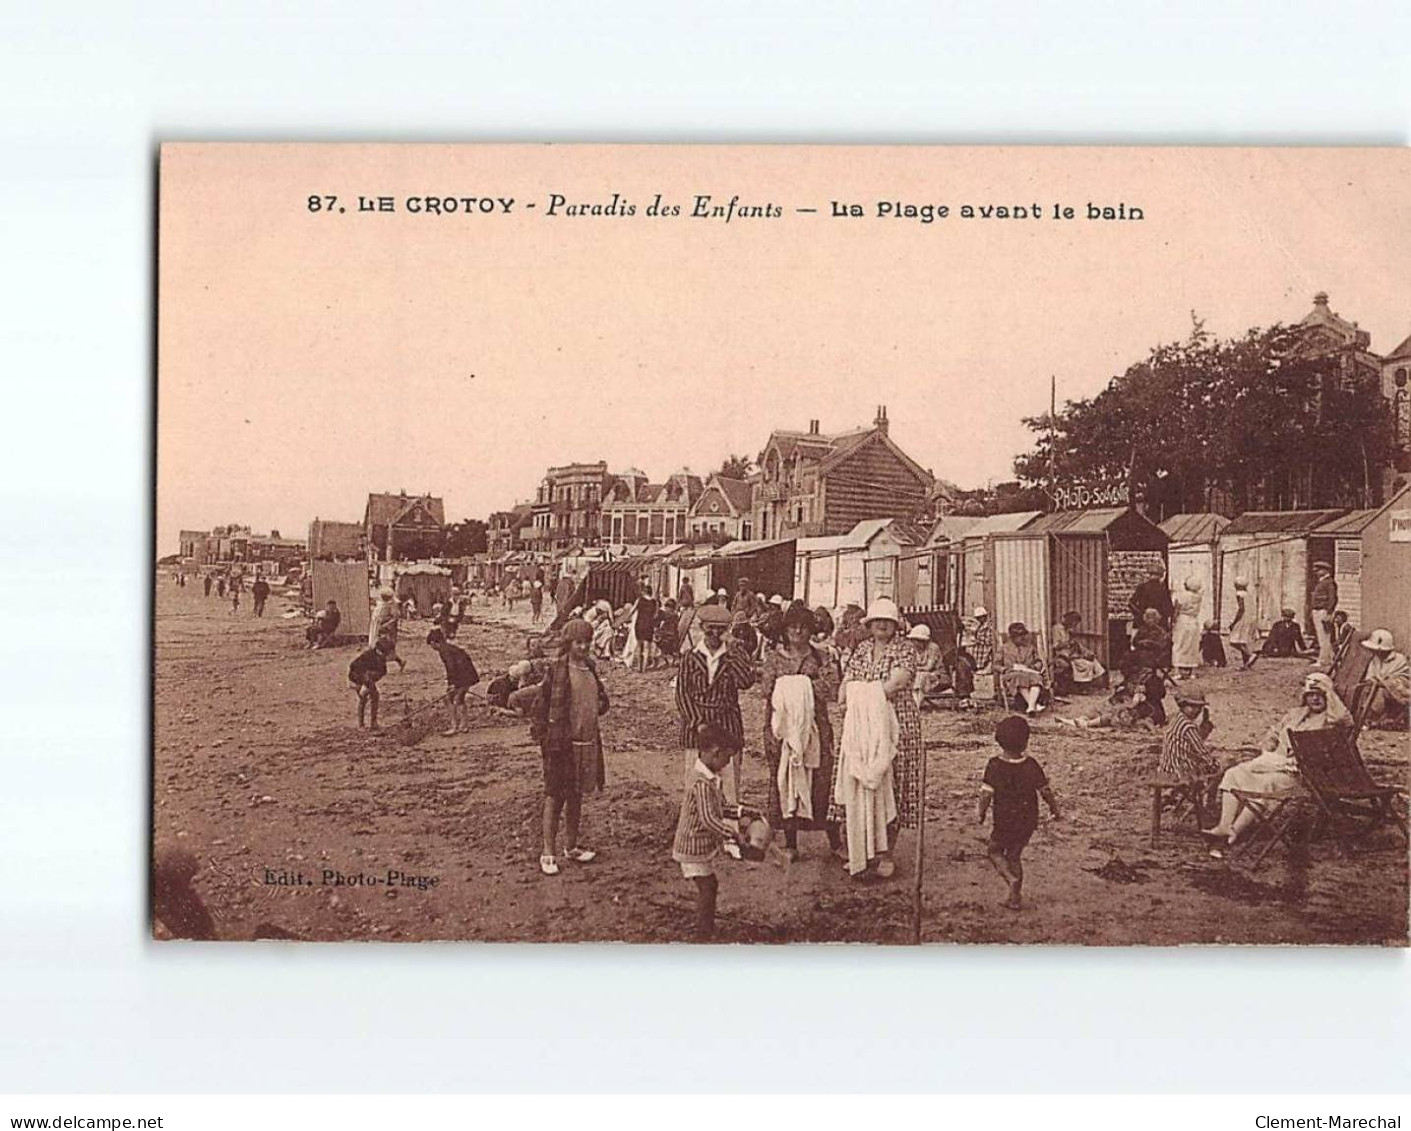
[155,144,1410,944]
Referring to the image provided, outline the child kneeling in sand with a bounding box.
[978,715,1061,910]
[672,723,746,940]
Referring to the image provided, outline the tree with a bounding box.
[443,519,488,556]
[718,454,754,480]
[1014,322,1393,516]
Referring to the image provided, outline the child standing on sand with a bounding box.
[672,722,744,940]
[977,715,1060,910]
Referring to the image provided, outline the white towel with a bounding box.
[771,674,820,820]
[837,681,899,875]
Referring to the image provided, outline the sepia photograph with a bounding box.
[154,143,1410,945]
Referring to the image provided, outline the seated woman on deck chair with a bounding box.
[1201,671,1351,854]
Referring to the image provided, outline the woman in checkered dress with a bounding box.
[829,598,923,836]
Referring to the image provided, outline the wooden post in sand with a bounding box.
[911,740,928,945]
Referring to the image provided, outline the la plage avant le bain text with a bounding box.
[305,193,1143,223]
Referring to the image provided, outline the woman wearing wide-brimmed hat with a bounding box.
[832,596,921,878]
[1357,629,1410,729]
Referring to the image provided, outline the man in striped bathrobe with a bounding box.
[676,603,756,802]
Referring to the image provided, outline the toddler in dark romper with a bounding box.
[978,715,1061,910]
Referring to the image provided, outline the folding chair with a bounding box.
[1225,788,1312,868]
[1289,729,1409,852]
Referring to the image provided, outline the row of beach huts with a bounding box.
[309,487,1410,670]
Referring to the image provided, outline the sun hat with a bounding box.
[769,594,784,606]
[973,606,989,618]
[716,588,728,598]
[1234,577,1248,590]
[508,660,532,681]
[1174,687,1207,707]
[907,623,932,641]
[1362,628,1396,652]
[864,597,901,625]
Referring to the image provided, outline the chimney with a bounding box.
[1313,292,1329,308]
[874,405,889,434]
[809,419,819,435]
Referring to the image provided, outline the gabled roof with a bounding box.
[959,511,1043,539]
[928,514,982,545]
[1025,508,1165,537]
[365,492,446,528]
[1222,509,1347,535]
[818,428,933,487]
[1386,332,1411,361]
[1160,513,1230,544]
[694,475,753,517]
[717,476,753,513]
[797,518,926,556]
[1313,508,1384,537]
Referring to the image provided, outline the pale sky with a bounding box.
[157,145,1411,553]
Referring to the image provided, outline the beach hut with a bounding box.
[1160,513,1230,628]
[953,512,1043,618]
[1308,509,1383,631]
[983,508,1169,668]
[794,518,918,610]
[1357,486,1411,651]
[311,560,371,643]
[681,538,796,601]
[392,562,452,615]
[1217,510,1347,637]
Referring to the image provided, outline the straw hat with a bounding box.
[769,594,784,606]
[864,597,901,625]
[973,606,989,618]
[1362,628,1396,653]
[907,623,932,641]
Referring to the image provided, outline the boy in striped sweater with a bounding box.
[673,723,744,940]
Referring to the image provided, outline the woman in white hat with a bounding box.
[833,596,921,878]
[1227,577,1258,669]
[1203,671,1351,851]
[907,622,946,709]
[1358,629,1410,728]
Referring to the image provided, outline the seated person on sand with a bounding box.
[1201,672,1351,851]
[1356,629,1410,730]
[907,623,949,708]
[486,658,550,716]
[997,622,1049,716]
[1256,608,1313,660]
[1156,687,1221,816]
[306,600,341,649]
[1050,610,1105,695]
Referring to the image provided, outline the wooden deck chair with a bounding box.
[1225,788,1312,868]
[1288,729,1408,851]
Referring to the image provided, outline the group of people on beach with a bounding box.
[317,558,1405,939]
[180,566,272,617]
